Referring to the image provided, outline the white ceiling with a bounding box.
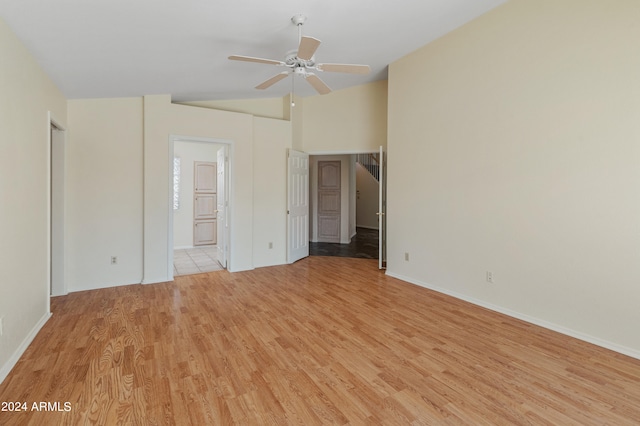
[0,0,505,101]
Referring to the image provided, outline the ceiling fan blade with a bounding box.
[256,72,290,90]
[305,74,331,95]
[228,55,284,66]
[317,63,371,75]
[297,36,321,61]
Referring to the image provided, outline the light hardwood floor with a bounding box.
[1,257,639,424]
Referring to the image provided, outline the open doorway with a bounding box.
[308,152,380,260]
[169,137,230,277]
[49,115,66,297]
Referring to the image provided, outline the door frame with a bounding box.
[378,146,387,269]
[307,149,386,267]
[168,135,232,277]
[48,112,67,301]
[216,147,228,268]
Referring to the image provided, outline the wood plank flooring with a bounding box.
[1,257,639,425]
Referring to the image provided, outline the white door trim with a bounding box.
[48,112,67,303]
[216,146,228,269]
[378,145,386,269]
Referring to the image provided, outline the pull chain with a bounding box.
[291,72,295,107]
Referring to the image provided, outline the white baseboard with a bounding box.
[386,270,640,361]
[141,275,172,285]
[356,225,379,230]
[0,312,52,385]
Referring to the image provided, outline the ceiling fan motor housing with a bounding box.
[285,51,315,68]
[291,14,307,26]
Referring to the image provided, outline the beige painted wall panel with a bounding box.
[0,18,67,378]
[66,98,144,291]
[387,0,640,355]
[302,80,388,153]
[291,95,304,151]
[144,96,255,280]
[253,117,291,267]
[178,97,286,120]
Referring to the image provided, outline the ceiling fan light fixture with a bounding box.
[228,14,370,96]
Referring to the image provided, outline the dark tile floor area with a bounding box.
[309,227,379,259]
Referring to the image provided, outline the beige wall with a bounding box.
[252,117,291,267]
[387,0,640,356]
[66,98,143,291]
[63,95,292,286]
[0,18,67,381]
[182,82,387,155]
[175,98,293,266]
[63,86,385,284]
[301,80,388,153]
[291,95,304,151]
[178,97,287,120]
[144,96,256,280]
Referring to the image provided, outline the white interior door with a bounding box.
[287,149,309,263]
[216,147,227,268]
[378,146,386,269]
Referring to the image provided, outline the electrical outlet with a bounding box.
[111,256,118,265]
[268,242,273,249]
[404,252,410,261]
[486,271,494,283]
[0,317,4,336]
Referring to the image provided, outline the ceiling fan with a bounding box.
[228,14,370,97]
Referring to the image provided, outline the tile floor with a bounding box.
[173,246,224,276]
[309,227,379,259]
